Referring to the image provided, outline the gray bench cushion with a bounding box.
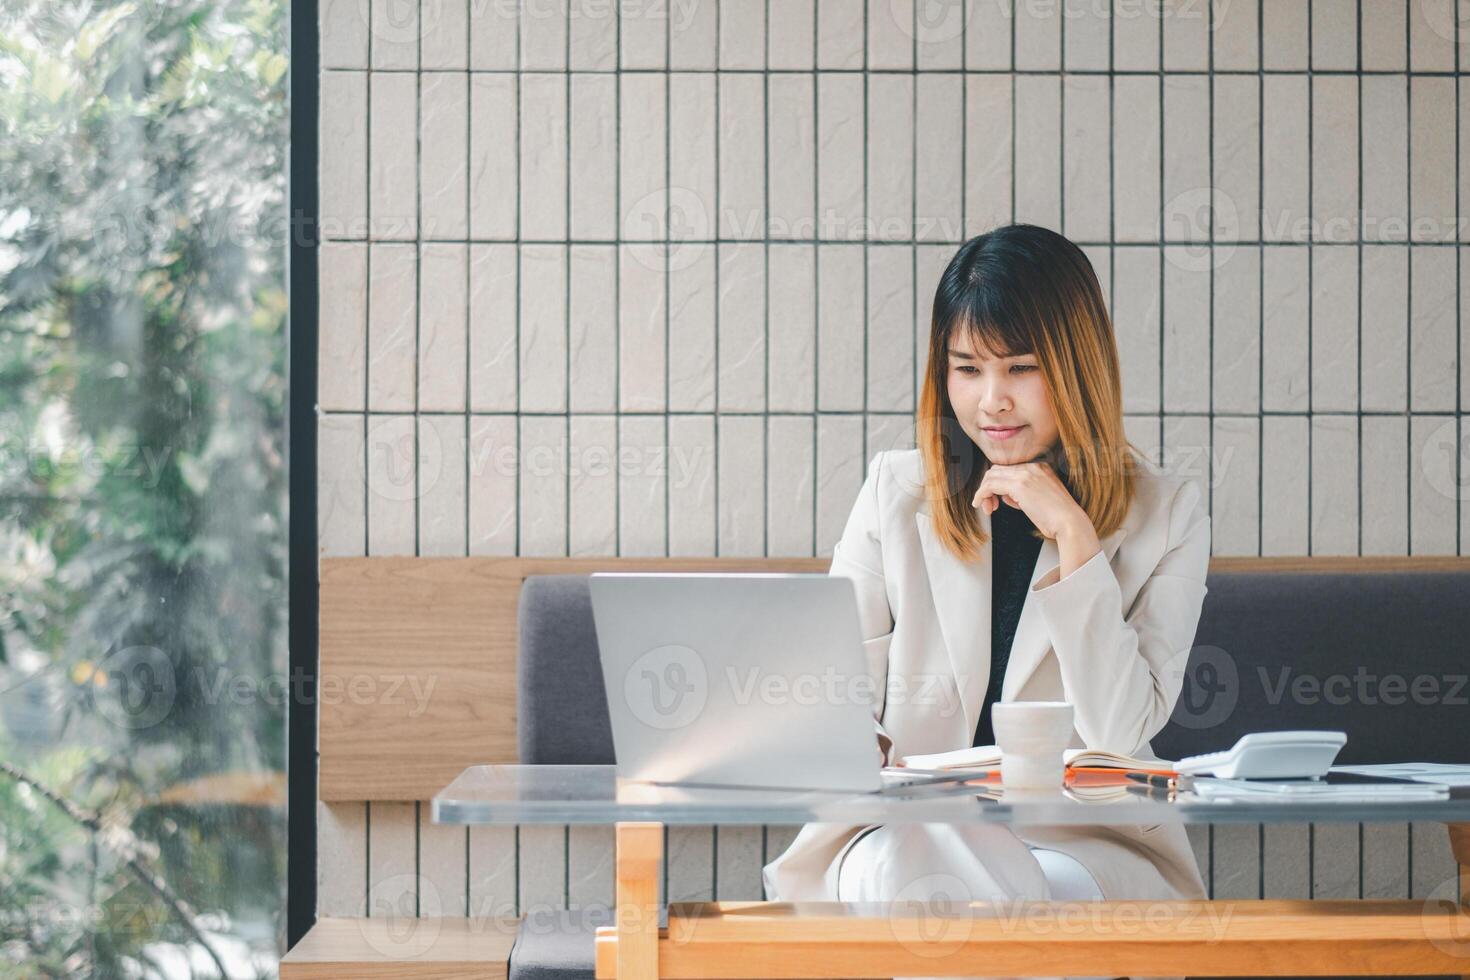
[519,569,1470,767]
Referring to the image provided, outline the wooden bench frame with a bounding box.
[593,822,1470,979]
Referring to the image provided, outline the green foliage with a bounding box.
[1,0,290,973]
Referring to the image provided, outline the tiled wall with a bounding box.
[315,0,1468,918]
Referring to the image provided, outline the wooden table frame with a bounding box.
[594,822,1470,979]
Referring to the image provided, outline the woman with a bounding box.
[761,224,1210,978]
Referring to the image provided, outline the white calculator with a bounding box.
[1173,730,1348,779]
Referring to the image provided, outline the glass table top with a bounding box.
[431,765,1470,827]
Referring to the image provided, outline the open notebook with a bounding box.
[901,743,1174,772]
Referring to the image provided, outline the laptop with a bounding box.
[587,572,984,795]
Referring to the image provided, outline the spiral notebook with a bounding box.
[900,743,1174,774]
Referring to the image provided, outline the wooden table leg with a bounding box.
[1448,823,1470,980]
[615,822,663,980]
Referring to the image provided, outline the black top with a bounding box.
[972,501,1045,747]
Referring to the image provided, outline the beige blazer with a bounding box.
[761,447,1211,904]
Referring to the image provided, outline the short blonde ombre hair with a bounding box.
[917,224,1142,562]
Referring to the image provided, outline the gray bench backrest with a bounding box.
[517,571,1470,766]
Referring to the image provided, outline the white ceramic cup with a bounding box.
[991,701,1074,788]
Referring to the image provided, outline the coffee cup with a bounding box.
[991,701,1074,788]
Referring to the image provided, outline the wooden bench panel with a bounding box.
[281,916,520,979]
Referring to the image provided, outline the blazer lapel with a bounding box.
[916,502,1130,739]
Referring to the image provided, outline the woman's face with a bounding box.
[944,329,1061,466]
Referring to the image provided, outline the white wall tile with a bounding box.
[1163,75,1210,243]
[1410,77,1457,244]
[366,802,417,915]
[669,73,717,244]
[520,0,567,70]
[1311,75,1359,243]
[668,414,716,555]
[769,74,816,241]
[519,244,568,412]
[470,0,517,69]
[366,414,417,556]
[1016,0,1061,70]
[620,73,666,243]
[670,0,717,69]
[817,0,864,69]
[1261,414,1310,555]
[768,244,816,413]
[817,243,865,411]
[1212,244,1260,415]
[320,72,368,238]
[816,414,864,555]
[1408,0,1457,71]
[1361,415,1409,556]
[1062,74,1110,243]
[965,75,1013,237]
[418,415,467,557]
[569,414,616,556]
[320,243,368,412]
[420,73,468,240]
[1360,0,1405,71]
[1410,247,1457,412]
[717,243,766,411]
[1310,245,1358,413]
[719,0,766,69]
[1410,414,1460,555]
[419,243,467,412]
[1211,417,1260,556]
[519,414,568,555]
[520,74,568,241]
[369,0,416,69]
[319,415,367,558]
[1310,414,1358,555]
[1113,75,1160,243]
[1162,250,1210,412]
[866,246,914,413]
[668,243,717,412]
[718,73,765,240]
[766,415,816,556]
[1262,0,1309,69]
[1114,246,1162,413]
[1063,0,1109,71]
[1362,76,1408,243]
[1261,75,1309,243]
[1311,0,1357,70]
[468,415,518,555]
[868,0,914,69]
[570,0,617,69]
[1212,0,1258,70]
[569,245,617,412]
[619,244,667,413]
[619,414,668,555]
[570,74,617,241]
[368,242,417,411]
[469,244,518,412]
[917,74,964,243]
[619,0,665,69]
[320,0,368,69]
[1162,0,1208,70]
[1213,76,1259,243]
[1012,75,1060,231]
[864,73,911,240]
[817,74,865,241]
[369,72,418,240]
[1261,247,1310,411]
[768,0,815,70]
[1112,0,1159,71]
[717,414,765,555]
[1358,249,1405,414]
[470,75,518,239]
